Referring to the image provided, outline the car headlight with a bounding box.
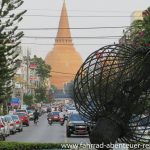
[68,122,74,126]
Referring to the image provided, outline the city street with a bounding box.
[0,1,150,150]
[6,114,90,144]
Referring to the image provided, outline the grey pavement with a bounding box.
[6,113,90,144]
[6,114,133,150]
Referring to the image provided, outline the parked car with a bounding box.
[0,128,5,141]
[0,117,6,136]
[10,115,23,132]
[66,113,90,137]
[15,112,29,126]
[0,116,10,136]
[4,115,16,134]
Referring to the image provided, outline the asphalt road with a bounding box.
[6,113,90,144]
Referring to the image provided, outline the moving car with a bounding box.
[16,112,29,126]
[66,113,89,137]
[27,110,34,120]
[41,106,47,113]
[51,111,60,122]
[67,107,77,114]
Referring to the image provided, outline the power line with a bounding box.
[18,9,131,13]
[51,71,76,76]
[23,35,122,39]
[21,43,111,46]
[23,15,140,18]
[6,26,129,30]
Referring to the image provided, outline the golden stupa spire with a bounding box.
[45,0,82,89]
[55,0,72,45]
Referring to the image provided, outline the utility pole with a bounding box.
[20,83,24,106]
[26,49,30,94]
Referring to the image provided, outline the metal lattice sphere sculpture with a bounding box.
[74,44,150,146]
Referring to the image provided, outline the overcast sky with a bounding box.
[18,0,150,60]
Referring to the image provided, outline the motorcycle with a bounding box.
[47,118,52,125]
[60,118,64,126]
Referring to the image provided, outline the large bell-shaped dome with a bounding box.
[45,1,82,89]
[45,45,82,89]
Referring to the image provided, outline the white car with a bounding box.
[0,117,6,136]
[0,128,5,141]
[1,116,10,136]
[10,115,23,132]
[4,115,16,134]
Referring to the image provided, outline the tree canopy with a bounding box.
[129,7,150,47]
[0,0,26,104]
[31,55,51,103]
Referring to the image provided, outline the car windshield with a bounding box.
[16,113,26,117]
[16,110,26,112]
[5,116,12,121]
[139,116,150,126]
[11,115,19,120]
[52,112,59,115]
[68,107,75,110]
[70,114,83,121]
[27,110,32,113]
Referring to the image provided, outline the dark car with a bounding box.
[66,113,89,137]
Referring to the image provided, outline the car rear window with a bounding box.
[52,112,59,115]
[11,115,19,120]
[5,116,12,121]
[16,113,26,117]
[70,114,83,121]
[27,110,32,113]
[16,110,26,113]
[68,107,76,110]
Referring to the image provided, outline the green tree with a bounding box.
[142,7,150,46]
[35,87,47,103]
[31,55,51,103]
[129,7,150,47]
[23,94,33,106]
[31,55,51,86]
[0,0,26,114]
